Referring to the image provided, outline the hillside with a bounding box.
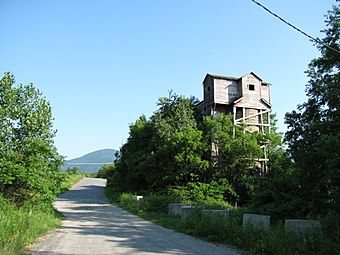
[67,149,117,163]
[61,149,117,173]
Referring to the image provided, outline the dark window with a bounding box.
[207,86,211,92]
[248,84,255,91]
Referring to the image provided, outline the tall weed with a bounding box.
[0,172,84,255]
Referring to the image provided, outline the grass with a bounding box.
[0,199,60,255]
[106,189,340,255]
[0,171,85,255]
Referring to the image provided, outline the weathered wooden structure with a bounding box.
[197,72,272,170]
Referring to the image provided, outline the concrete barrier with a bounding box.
[285,219,321,236]
[168,203,190,216]
[242,213,270,231]
[181,206,203,220]
[133,196,143,201]
[202,210,229,218]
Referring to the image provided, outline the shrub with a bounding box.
[96,164,115,179]
[168,179,235,208]
[143,194,171,213]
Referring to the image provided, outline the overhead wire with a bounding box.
[251,0,340,55]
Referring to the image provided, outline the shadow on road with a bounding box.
[30,178,240,255]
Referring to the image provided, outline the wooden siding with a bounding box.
[228,80,240,103]
[235,73,271,110]
[201,72,271,117]
[260,83,271,104]
[203,76,214,107]
[214,79,228,104]
[213,78,241,105]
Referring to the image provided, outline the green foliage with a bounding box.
[110,190,339,255]
[111,192,172,215]
[250,149,303,221]
[59,170,85,192]
[319,213,340,254]
[0,172,83,255]
[142,193,172,213]
[110,93,210,192]
[109,90,284,209]
[0,73,64,205]
[168,179,235,208]
[111,115,155,192]
[203,114,265,205]
[0,196,60,255]
[96,164,115,179]
[284,5,340,216]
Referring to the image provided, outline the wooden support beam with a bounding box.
[235,109,270,122]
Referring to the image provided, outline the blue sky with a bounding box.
[0,0,334,159]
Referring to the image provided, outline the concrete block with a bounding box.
[285,219,321,236]
[168,203,190,216]
[181,206,203,220]
[242,213,270,231]
[202,210,229,218]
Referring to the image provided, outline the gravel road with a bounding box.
[29,178,243,255]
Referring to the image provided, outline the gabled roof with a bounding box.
[202,73,240,84]
[248,72,271,85]
[203,72,271,85]
[248,72,262,81]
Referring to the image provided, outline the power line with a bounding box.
[251,0,340,55]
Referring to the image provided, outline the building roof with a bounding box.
[203,73,239,84]
[203,72,271,85]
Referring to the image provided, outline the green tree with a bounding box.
[150,92,208,188]
[110,91,284,206]
[203,114,263,205]
[110,93,208,192]
[96,163,116,179]
[285,5,340,215]
[0,73,63,204]
[112,115,156,192]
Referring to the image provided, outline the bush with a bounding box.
[96,164,115,179]
[143,194,171,213]
[319,213,340,254]
[168,179,235,209]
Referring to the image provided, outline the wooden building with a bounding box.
[197,72,272,170]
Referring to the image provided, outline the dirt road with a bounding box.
[29,178,242,255]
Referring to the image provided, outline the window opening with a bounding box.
[248,84,255,91]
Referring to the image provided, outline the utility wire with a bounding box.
[251,0,340,54]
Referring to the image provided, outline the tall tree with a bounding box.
[112,115,156,192]
[285,5,340,215]
[150,92,208,188]
[110,92,208,192]
[203,114,263,205]
[0,73,63,204]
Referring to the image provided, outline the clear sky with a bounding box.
[0,0,335,159]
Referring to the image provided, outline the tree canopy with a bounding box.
[284,5,340,215]
[0,73,63,204]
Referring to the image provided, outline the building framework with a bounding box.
[197,72,272,172]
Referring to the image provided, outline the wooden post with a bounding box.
[233,106,236,137]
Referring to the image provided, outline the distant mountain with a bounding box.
[67,149,117,163]
[61,149,117,173]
